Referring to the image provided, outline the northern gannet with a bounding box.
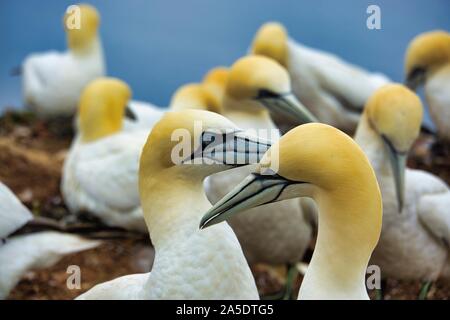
[0,182,99,299]
[206,56,315,272]
[204,56,316,298]
[22,4,105,117]
[353,84,450,298]
[251,22,390,132]
[201,123,383,300]
[128,75,228,131]
[76,110,269,299]
[169,83,222,114]
[62,78,149,231]
[202,67,229,111]
[404,30,450,141]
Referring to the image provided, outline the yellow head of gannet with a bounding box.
[200,123,382,299]
[202,67,229,111]
[169,83,222,114]
[225,55,317,124]
[139,109,271,224]
[365,84,423,211]
[251,22,289,68]
[64,4,100,53]
[78,77,135,142]
[404,30,450,89]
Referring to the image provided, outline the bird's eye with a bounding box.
[256,89,281,99]
[408,66,426,81]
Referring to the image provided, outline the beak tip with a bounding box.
[199,217,210,230]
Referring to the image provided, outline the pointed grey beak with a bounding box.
[185,130,272,167]
[257,91,318,124]
[382,135,407,213]
[125,105,137,121]
[199,172,299,229]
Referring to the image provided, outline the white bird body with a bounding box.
[355,115,450,281]
[22,5,105,117]
[77,204,258,300]
[124,100,164,131]
[62,131,148,232]
[23,38,105,117]
[0,182,99,299]
[286,40,390,131]
[425,64,450,141]
[0,231,99,299]
[0,183,32,239]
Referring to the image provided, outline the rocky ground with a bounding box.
[1,109,449,300]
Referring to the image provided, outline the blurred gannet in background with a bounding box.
[76,110,269,299]
[124,100,163,131]
[354,84,450,299]
[22,4,105,117]
[169,83,222,114]
[404,30,450,141]
[251,22,390,133]
[126,74,228,131]
[201,123,382,300]
[62,78,149,232]
[202,67,230,110]
[64,77,226,231]
[205,56,316,297]
[0,182,99,299]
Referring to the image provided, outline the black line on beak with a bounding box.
[381,134,407,157]
[199,173,304,229]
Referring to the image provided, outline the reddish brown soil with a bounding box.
[1,110,449,300]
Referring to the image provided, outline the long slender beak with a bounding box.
[199,172,297,229]
[258,92,318,124]
[382,136,407,213]
[124,105,137,121]
[185,130,272,167]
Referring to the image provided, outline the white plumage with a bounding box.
[0,231,99,299]
[287,41,390,131]
[23,41,105,117]
[0,183,32,239]
[62,132,148,232]
[0,182,99,299]
[77,223,258,299]
[425,64,450,141]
